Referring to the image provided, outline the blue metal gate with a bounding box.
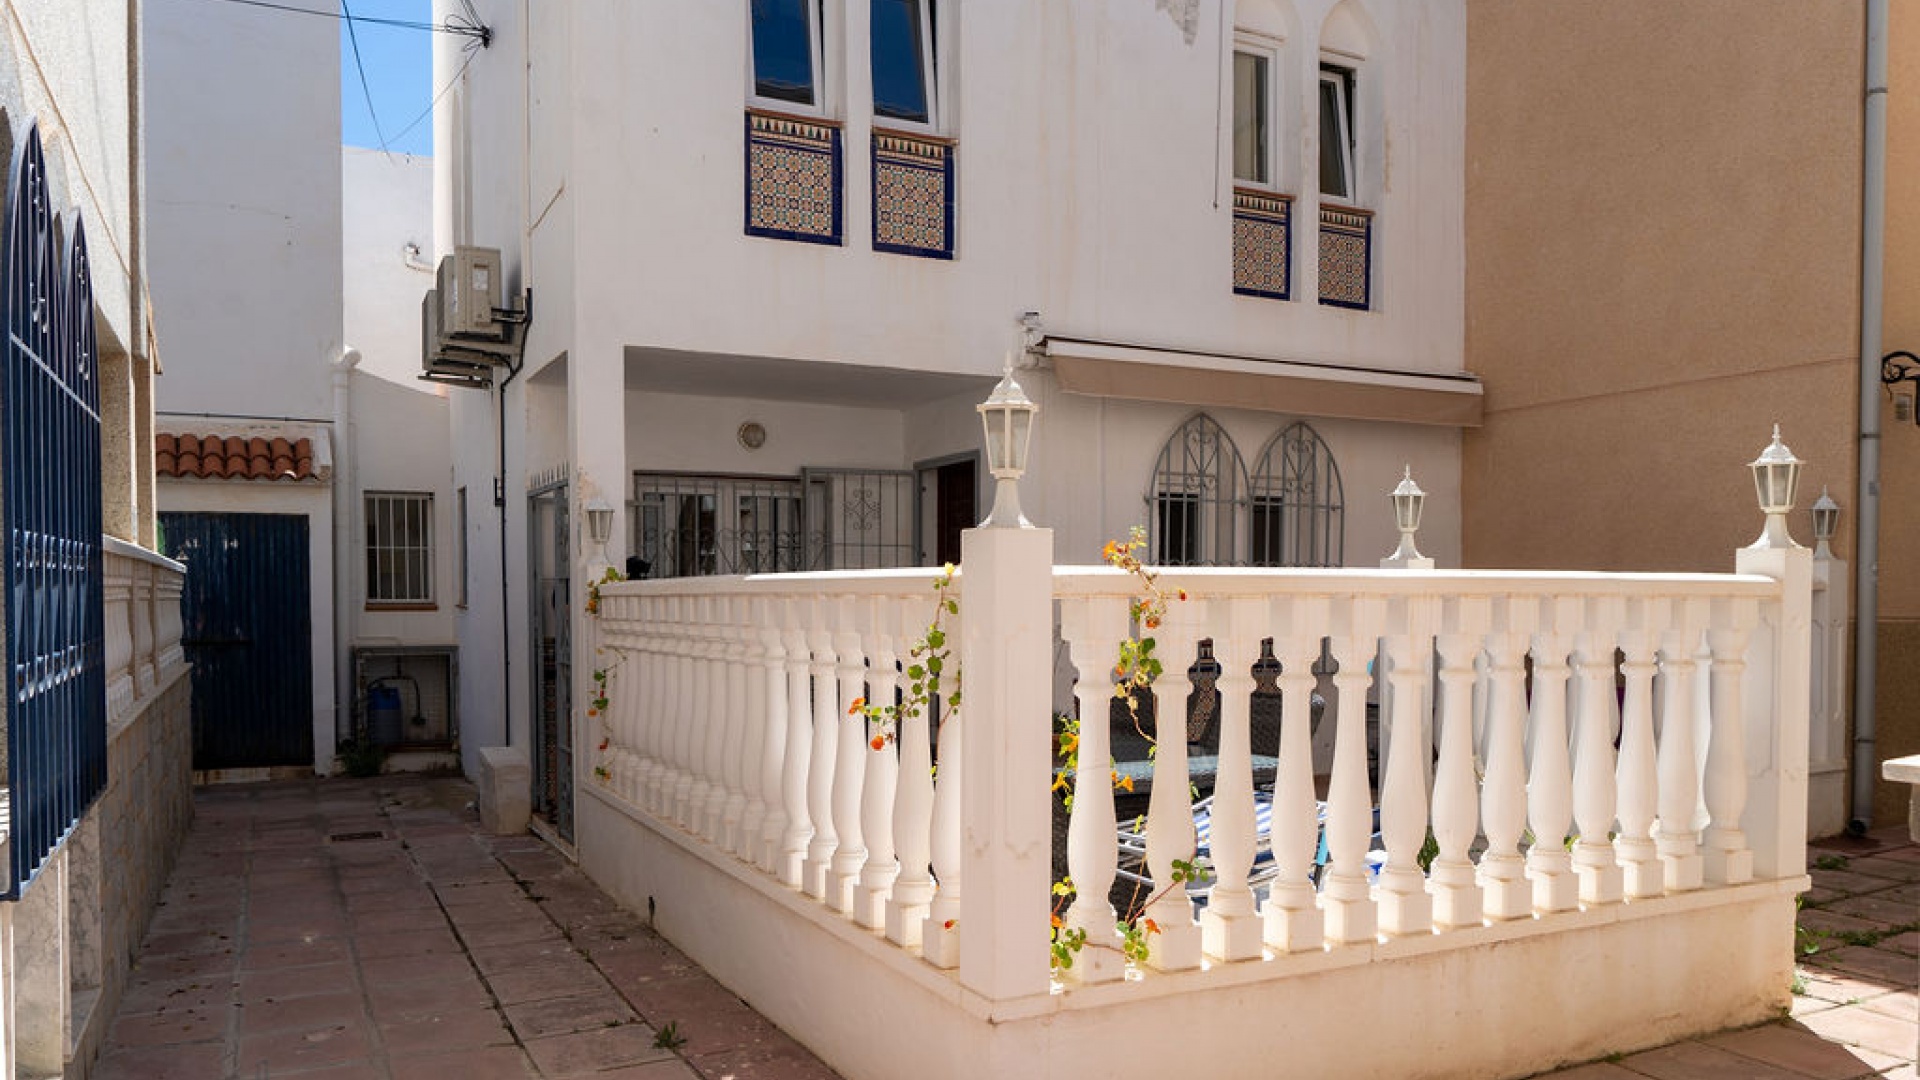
[159,512,313,771]
[1,123,107,899]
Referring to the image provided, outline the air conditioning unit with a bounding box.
[438,246,503,339]
[419,270,532,390]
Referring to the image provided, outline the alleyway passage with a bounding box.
[95,776,838,1079]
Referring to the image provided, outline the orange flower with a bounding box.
[1144,616,1160,630]
[598,738,609,751]
[1176,588,1188,601]
[1144,919,1161,935]
[847,697,866,715]
[943,919,956,930]
[1113,772,1134,793]
[1051,914,1063,929]
[870,736,886,751]
[586,708,599,718]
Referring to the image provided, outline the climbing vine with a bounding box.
[849,564,960,749]
[586,566,625,783]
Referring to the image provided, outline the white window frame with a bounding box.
[1318,62,1357,203]
[870,0,939,133]
[748,0,828,115]
[1231,35,1281,189]
[366,491,436,607]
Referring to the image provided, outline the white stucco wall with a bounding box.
[146,0,341,420]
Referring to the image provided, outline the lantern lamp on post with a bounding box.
[1747,424,1804,550]
[1381,466,1434,569]
[584,496,615,569]
[976,358,1039,528]
[1811,487,1840,560]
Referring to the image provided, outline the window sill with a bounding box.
[366,603,438,613]
[1318,201,1373,218]
[871,124,954,146]
[747,105,841,129]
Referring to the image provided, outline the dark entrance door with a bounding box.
[159,512,313,770]
[528,483,572,841]
[933,458,976,566]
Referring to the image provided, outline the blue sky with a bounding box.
[339,0,434,156]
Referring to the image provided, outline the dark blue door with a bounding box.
[159,512,313,770]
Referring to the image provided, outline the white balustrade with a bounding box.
[584,554,1805,1003]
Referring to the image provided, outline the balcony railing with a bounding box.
[585,537,1810,1079]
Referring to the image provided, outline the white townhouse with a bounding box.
[431,0,1474,835]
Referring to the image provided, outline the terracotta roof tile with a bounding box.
[156,433,317,482]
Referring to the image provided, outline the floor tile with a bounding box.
[1705,1022,1898,1079]
[1794,1004,1920,1062]
[377,1005,516,1054]
[1617,1040,1812,1080]
[522,1022,677,1077]
[503,990,637,1040]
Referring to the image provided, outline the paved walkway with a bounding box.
[98,777,1917,1079]
[95,776,837,1079]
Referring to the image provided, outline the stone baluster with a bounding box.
[754,600,789,873]
[854,596,902,929]
[887,600,938,949]
[1429,596,1489,930]
[633,594,664,807]
[1655,601,1707,892]
[103,549,134,722]
[777,607,815,888]
[1525,613,1577,914]
[1142,605,1202,971]
[1376,597,1437,936]
[1263,597,1328,953]
[1058,596,1127,984]
[828,599,871,913]
[921,687,964,967]
[1571,601,1625,905]
[672,596,708,826]
[1322,597,1384,944]
[698,597,732,842]
[1613,616,1663,897]
[802,612,841,899]
[1479,596,1537,920]
[1202,598,1265,961]
[723,605,759,856]
[657,595,691,819]
[1703,598,1756,885]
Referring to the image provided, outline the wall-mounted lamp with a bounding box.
[1747,425,1803,550]
[976,355,1038,528]
[585,496,614,550]
[1882,351,1920,423]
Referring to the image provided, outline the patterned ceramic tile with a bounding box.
[1232,190,1292,300]
[746,111,843,246]
[872,130,954,259]
[1318,206,1372,310]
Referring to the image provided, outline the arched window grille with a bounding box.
[1249,421,1344,566]
[1147,414,1247,566]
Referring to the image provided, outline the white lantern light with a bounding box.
[1382,466,1432,569]
[584,496,615,546]
[1747,425,1804,550]
[1811,487,1840,559]
[976,360,1038,528]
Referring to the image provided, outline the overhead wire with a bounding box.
[179,0,492,47]
[339,0,391,156]
[381,47,476,152]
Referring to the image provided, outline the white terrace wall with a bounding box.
[579,526,1811,1080]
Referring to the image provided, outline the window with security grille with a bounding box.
[366,492,435,605]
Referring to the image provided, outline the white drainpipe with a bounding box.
[1852,0,1888,833]
[332,346,363,768]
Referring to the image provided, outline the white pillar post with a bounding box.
[1141,598,1203,970]
[828,599,872,912]
[1734,544,1812,881]
[888,594,939,948]
[953,523,1054,1001]
[802,610,841,899]
[1479,596,1538,920]
[755,600,789,873]
[1376,596,1436,936]
[1525,606,1578,914]
[1655,599,1709,893]
[854,596,902,928]
[1571,599,1625,906]
[1322,596,1385,944]
[1429,595,1488,930]
[777,605,815,888]
[1614,610,1664,898]
[1202,597,1266,960]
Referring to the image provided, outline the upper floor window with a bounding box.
[751,0,824,109]
[1318,64,1356,201]
[872,0,936,126]
[1232,44,1274,185]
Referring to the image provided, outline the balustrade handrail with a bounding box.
[103,534,186,576]
[1053,564,1780,599]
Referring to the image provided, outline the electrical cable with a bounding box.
[177,0,491,47]
[340,0,391,155]
[381,47,476,152]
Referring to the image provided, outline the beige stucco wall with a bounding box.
[1874,0,1920,825]
[1464,0,1862,573]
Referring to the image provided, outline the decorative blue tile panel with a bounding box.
[746,110,843,246]
[1232,189,1292,300]
[872,130,954,259]
[1318,205,1373,310]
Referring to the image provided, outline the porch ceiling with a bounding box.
[622,346,996,409]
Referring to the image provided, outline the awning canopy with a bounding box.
[1043,337,1483,428]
